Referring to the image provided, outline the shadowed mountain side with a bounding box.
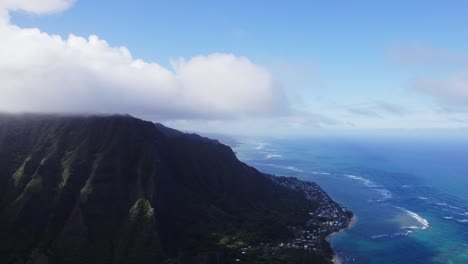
[0,114,331,264]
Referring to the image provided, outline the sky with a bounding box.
[1,0,468,136]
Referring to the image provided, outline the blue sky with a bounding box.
[3,0,468,135]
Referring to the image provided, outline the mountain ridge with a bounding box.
[0,113,348,264]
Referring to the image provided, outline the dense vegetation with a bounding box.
[0,114,332,264]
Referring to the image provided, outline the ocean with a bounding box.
[233,136,468,264]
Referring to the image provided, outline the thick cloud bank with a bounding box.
[0,0,287,120]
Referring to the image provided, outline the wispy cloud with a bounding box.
[347,101,408,117]
[414,73,468,105]
[389,45,468,109]
[348,107,380,117]
[389,45,468,68]
[286,111,340,127]
[374,101,408,116]
[164,111,343,136]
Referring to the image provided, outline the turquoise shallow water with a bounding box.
[233,137,468,264]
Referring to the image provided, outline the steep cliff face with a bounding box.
[0,114,324,264]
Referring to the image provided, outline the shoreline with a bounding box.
[326,215,357,264]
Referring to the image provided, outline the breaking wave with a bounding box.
[397,207,430,230]
[344,174,380,188]
[251,163,303,173]
[344,174,392,201]
[403,226,419,229]
[265,153,282,159]
[311,171,331,175]
[371,234,389,239]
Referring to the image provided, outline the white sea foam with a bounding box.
[249,140,269,150]
[418,196,429,200]
[344,174,380,188]
[403,226,419,229]
[371,230,413,239]
[444,216,453,220]
[265,153,282,159]
[311,171,331,175]
[246,139,265,145]
[393,230,413,236]
[397,207,430,230]
[457,219,468,223]
[371,234,389,239]
[375,189,393,201]
[344,174,392,201]
[251,163,303,173]
[286,166,303,172]
[434,202,460,210]
[459,212,468,216]
[249,140,267,144]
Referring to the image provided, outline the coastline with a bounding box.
[267,176,356,263]
[326,215,357,264]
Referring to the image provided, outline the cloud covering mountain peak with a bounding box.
[0,0,288,120]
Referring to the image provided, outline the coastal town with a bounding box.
[230,176,354,263]
[272,176,354,254]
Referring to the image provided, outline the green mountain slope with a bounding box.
[0,114,335,264]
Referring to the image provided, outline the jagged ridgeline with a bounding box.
[0,114,329,264]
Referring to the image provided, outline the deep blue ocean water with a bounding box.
[233,137,468,264]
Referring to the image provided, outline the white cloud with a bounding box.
[415,73,468,105]
[0,0,75,22]
[0,1,288,120]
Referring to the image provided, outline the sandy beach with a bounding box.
[327,215,357,264]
